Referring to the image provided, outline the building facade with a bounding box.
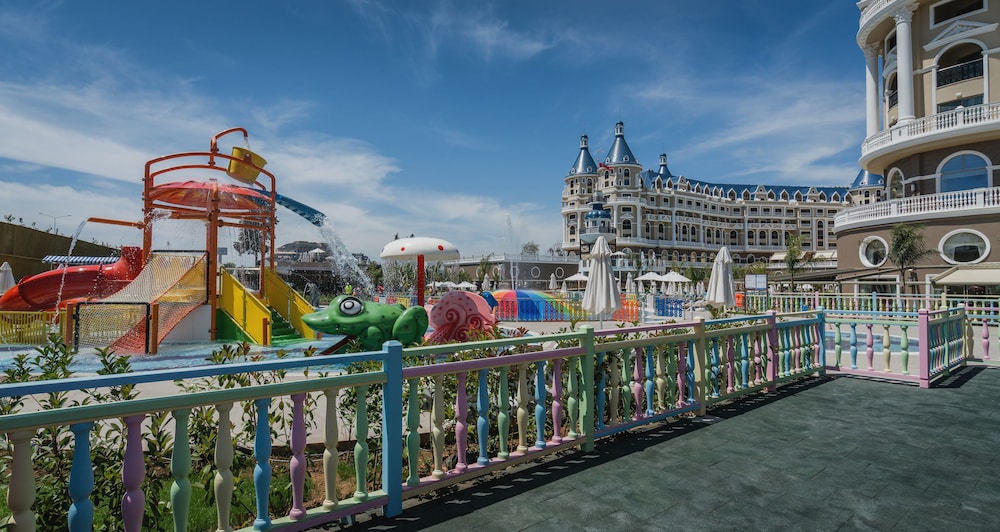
[834,0,1000,294]
[561,122,850,277]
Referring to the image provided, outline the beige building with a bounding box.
[835,0,1000,294]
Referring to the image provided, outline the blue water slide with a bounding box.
[275,194,327,227]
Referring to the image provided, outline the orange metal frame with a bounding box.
[138,128,278,340]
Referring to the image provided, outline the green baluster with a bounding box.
[498,365,511,458]
[406,378,420,486]
[170,408,192,530]
[900,326,910,375]
[834,324,842,367]
[566,359,579,440]
[354,385,369,501]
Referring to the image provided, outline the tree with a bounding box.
[783,235,814,292]
[521,241,539,255]
[477,253,494,289]
[888,223,935,295]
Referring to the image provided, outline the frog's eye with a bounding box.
[339,297,363,316]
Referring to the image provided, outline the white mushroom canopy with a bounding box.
[380,237,460,261]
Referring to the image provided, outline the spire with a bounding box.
[569,134,598,176]
[657,153,674,178]
[604,121,638,166]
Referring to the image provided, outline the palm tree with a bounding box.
[476,253,494,290]
[887,223,935,295]
[783,234,814,291]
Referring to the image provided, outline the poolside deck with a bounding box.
[319,365,1000,531]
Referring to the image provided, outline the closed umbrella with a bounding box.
[482,272,492,291]
[706,246,736,309]
[549,272,558,291]
[582,236,621,328]
[625,272,634,294]
[0,262,14,295]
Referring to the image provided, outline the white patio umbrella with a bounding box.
[635,271,661,293]
[482,272,492,291]
[549,272,558,291]
[565,271,588,291]
[624,272,634,294]
[706,246,736,309]
[582,236,621,328]
[0,262,15,294]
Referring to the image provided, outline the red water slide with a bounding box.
[0,247,144,312]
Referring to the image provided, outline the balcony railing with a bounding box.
[834,186,1000,230]
[937,59,983,87]
[861,102,1000,157]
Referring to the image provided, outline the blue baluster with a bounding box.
[477,369,490,465]
[68,422,94,532]
[253,397,273,530]
[644,346,655,416]
[850,322,858,369]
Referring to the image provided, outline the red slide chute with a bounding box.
[0,247,144,311]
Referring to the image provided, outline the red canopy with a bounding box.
[147,181,270,211]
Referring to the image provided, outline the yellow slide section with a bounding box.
[74,253,208,353]
[218,269,272,345]
[263,268,317,340]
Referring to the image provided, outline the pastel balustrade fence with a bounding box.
[0,308,971,531]
[824,307,969,387]
[747,291,1000,362]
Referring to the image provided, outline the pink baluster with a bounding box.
[632,347,644,420]
[122,415,146,532]
[455,372,468,472]
[551,359,563,443]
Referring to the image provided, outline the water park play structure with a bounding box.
[0,128,327,353]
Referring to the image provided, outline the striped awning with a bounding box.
[42,255,119,265]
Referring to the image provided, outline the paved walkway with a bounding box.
[316,365,1000,531]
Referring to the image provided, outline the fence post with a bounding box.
[918,309,931,389]
[580,325,596,452]
[766,310,779,392]
[382,341,404,517]
[816,307,826,372]
[693,317,707,415]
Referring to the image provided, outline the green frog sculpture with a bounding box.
[302,295,429,351]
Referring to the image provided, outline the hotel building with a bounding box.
[560,122,850,278]
[835,0,1000,294]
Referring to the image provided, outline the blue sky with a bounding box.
[0,1,865,262]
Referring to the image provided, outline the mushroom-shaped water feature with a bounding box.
[380,237,459,307]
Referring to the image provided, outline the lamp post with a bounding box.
[39,212,72,234]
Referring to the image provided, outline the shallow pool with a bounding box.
[0,337,347,374]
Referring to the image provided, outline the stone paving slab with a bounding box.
[315,365,1000,531]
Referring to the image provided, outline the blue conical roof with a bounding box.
[851,169,884,189]
[657,153,675,178]
[569,135,598,176]
[603,121,638,166]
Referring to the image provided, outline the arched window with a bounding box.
[730,230,738,243]
[658,224,665,238]
[759,230,766,244]
[771,231,779,243]
[569,226,577,235]
[747,231,755,244]
[940,153,989,192]
[622,220,632,237]
[887,170,904,199]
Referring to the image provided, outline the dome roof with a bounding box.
[603,121,638,166]
[851,169,884,189]
[569,135,598,176]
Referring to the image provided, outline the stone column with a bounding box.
[864,44,881,136]
[894,7,916,122]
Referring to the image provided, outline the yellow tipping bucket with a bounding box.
[227,147,267,183]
